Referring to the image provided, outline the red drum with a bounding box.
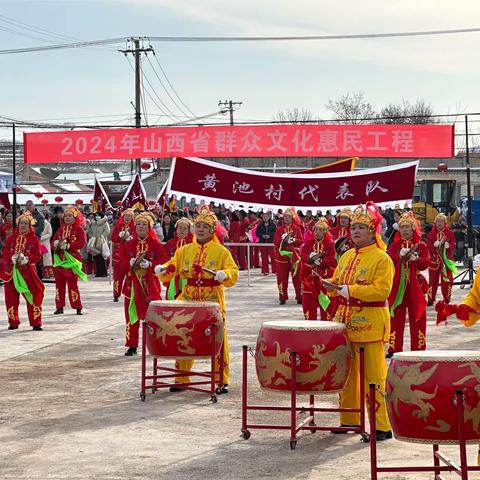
[255,320,352,393]
[144,300,223,358]
[387,351,480,444]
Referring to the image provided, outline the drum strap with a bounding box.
[186,278,221,287]
[338,297,386,308]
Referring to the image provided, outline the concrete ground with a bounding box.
[0,270,479,480]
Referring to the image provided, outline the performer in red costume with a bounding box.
[111,208,135,302]
[426,213,456,305]
[273,207,303,305]
[51,205,87,315]
[387,212,430,357]
[331,208,352,241]
[0,211,14,249]
[300,217,337,320]
[120,211,167,356]
[1,212,44,330]
[164,217,194,299]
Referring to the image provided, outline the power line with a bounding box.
[1,26,480,55]
[150,48,196,117]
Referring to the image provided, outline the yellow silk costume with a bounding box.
[330,242,394,431]
[160,239,239,384]
[460,270,480,327]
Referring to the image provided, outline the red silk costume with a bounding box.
[120,231,167,348]
[300,234,337,320]
[426,225,456,303]
[0,221,13,245]
[274,223,303,302]
[52,222,87,310]
[111,218,135,299]
[387,238,429,353]
[331,224,350,241]
[1,228,44,327]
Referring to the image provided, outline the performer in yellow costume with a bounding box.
[324,201,394,441]
[157,206,239,393]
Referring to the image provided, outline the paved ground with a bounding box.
[0,270,479,480]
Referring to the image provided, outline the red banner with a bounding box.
[92,177,112,213]
[23,124,453,163]
[166,157,418,210]
[294,157,356,173]
[120,174,147,211]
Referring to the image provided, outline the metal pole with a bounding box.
[465,115,474,285]
[134,38,142,177]
[12,123,17,225]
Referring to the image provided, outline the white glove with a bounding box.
[154,264,167,275]
[338,285,350,299]
[119,230,127,239]
[53,240,59,248]
[409,253,418,262]
[124,233,132,242]
[309,252,317,259]
[60,242,69,250]
[20,256,28,266]
[129,258,136,267]
[445,242,449,249]
[393,223,399,230]
[214,270,227,282]
[434,240,440,248]
[400,247,409,257]
[314,258,321,266]
[139,259,151,269]
[287,237,295,244]
[11,254,18,264]
[281,232,288,240]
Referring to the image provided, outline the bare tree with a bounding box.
[324,91,377,124]
[273,108,314,124]
[378,100,436,124]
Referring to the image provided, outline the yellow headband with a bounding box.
[175,217,192,229]
[135,211,155,228]
[339,208,352,218]
[64,205,79,218]
[122,208,134,218]
[16,211,36,226]
[398,211,418,229]
[314,217,329,231]
[435,213,447,223]
[283,207,296,218]
[194,206,216,231]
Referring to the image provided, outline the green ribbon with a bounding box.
[441,246,457,281]
[167,278,186,300]
[390,263,406,316]
[128,282,139,324]
[12,265,33,305]
[318,291,331,311]
[279,237,299,276]
[53,252,87,282]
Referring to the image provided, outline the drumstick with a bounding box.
[202,266,217,276]
[320,278,342,291]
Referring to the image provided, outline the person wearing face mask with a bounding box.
[120,212,167,356]
[387,212,429,357]
[426,213,456,305]
[111,209,135,302]
[324,202,394,442]
[164,217,194,299]
[156,206,238,393]
[51,206,87,316]
[0,212,45,331]
[87,212,110,278]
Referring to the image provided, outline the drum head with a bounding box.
[148,299,220,309]
[261,320,345,331]
[392,350,480,362]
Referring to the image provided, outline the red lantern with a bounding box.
[75,199,84,206]
[437,163,448,172]
[34,191,43,199]
[14,186,21,193]
[54,196,63,204]
[116,201,122,207]
[41,199,49,205]
[141,161,150,170]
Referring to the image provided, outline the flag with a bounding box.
[120,173,147,211]
[92,177,112,213]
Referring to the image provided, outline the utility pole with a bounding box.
[218,100,242,126]
[120,37,153,176]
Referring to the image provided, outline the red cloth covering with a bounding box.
[387,238,429,320]
[435,301,475,325]
[51,222,87,263]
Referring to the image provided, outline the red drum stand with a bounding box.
[140,320,225,403]
[369,385,480,480]
[241,345,367,449]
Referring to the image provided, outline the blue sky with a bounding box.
[1,0,480,137]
